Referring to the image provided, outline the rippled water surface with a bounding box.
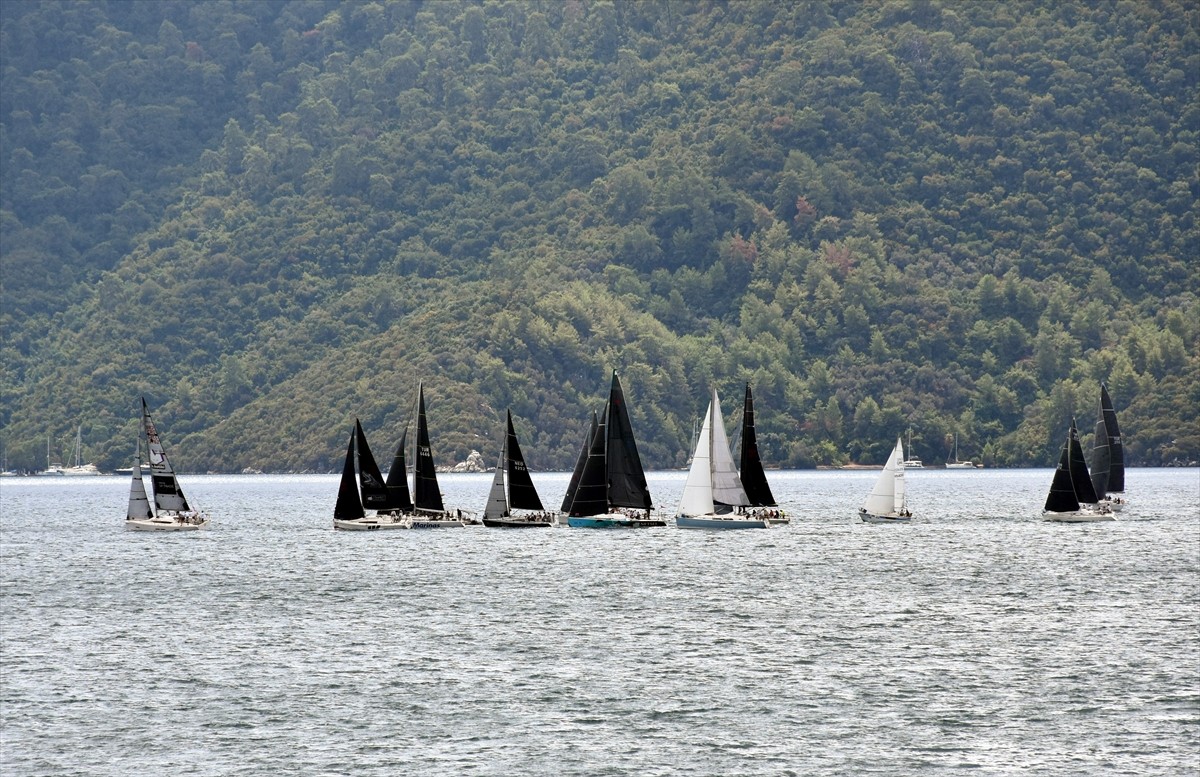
[2,468,1198,775]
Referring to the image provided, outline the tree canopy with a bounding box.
[1,0,1196,473]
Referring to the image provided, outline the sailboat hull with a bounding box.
[859,509,911,524]
[1042,508,1115,523]
[482,515,554,528]
[125,515,209,531]
[567,512,666,528]
[676,514,768,530]
[334,515,413,530]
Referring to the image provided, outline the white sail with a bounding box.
[126,452,153,521]
[709,390,750,508]
[864,437,905,516]
[482,442,508,522]
[678,401,715,517]
[891,438,907,514]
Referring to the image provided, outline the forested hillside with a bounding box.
[1,0,1196,474]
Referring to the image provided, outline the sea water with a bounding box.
[1,468,1197,776]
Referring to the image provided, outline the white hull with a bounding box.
[334,513,467,530]
[676,514,768,530]
[1100,497,1126,512]
[1042,509,1115,523]
[859,509,912,523]
[945,462,975,469]
[125,515,209,531]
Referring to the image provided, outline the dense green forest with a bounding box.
[1,0,1197,475]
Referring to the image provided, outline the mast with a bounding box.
[141,398,191,513]
[384,428,414,513]
[482,437,509,522]
[505,410,544,511]
[334,429,365,520]
[709,389,749,509]
[569,407,609,516]
[354,419,389,510]
[678,399,715,516]
[1100,382,1124,493]
[126,437,153,521]
[1045,430,1081,513]
[412,382,445,513]
[561,411,597,513]
[739,384,777,506]
[1068,418,1100,504]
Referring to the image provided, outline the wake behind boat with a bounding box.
[565,371,664,528]
[125,399,209,531]
[676,388,768,529]
[858,436,912,523]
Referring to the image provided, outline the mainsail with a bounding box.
[412,383,445,513]
[1044,432,1081,513]
[141,398,192,513]
[505,410,544,511]
[561,411,597,513]
[354,419,389,510]
[679,390,751,516]
[126,440,153,521]
[334,430,365,521]
[604,372,653,511]
[738,384,777,507]
[863,438,906,516]
[1068,418,1100,505]
[1094,382,1124,494]
[384,428,414,513]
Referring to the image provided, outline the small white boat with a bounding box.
[676,389,768,530]
[945,433,975,468]
[901,429,924,468]
[125,400,209,531]
[859,437,913,523]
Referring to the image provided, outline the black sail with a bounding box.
[1090,417,1111,499]
[334,430,365,520]
[384,428,414,513]
[355,419,389,510]
[604,372,653,510]
[1100,382,1125,493]
[738,383,777,507]
[569,407,609,516]
[505,410,544,511]
[1044,432,1081,513]
[1068,418,1100,504]
[561,411,597,513]
[413,383,445,513]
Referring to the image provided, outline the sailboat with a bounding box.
[566,371,664,528]
[482,410,553,528]
[738,383,786,524]
[332,419,416,530]
[333,384,471,530]
[63,426,102,476]
[858,437,912,523]
[126,398,209,530]
[1043,418,1114,522]
[901,428,924,469]
[945,433,975,468]
[677,389,767,529]
[1090,382,1126,512]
